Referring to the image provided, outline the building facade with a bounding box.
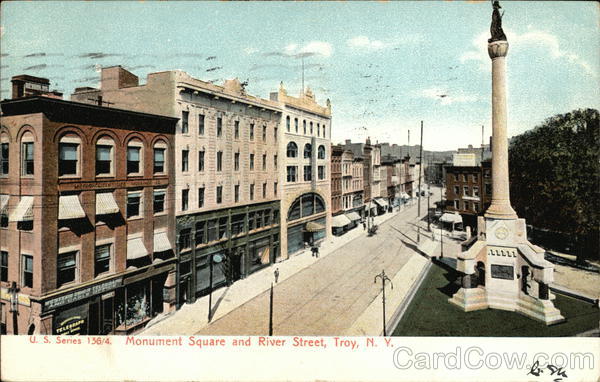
[72,66,282,306]
[0,95,177,335]
[270,84,332,258]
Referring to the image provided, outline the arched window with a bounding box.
[286,116,291,132]
[96,136,115,176]
[153,140,168,174]
[127,138,144,175]
[304,143,312,159]
[323,124,326,138]
[287,193,326,221]
[286,142,298,158]
[310,122,313,135]
[0,133,9,176]
[21,132,35,176]
[318,145,326,159]
[59,134,81,177]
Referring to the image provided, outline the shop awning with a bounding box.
[96,192,119,215]
[9,196,33,222]
[153,231,172,253]
[345,212,361,221]
[401,193,410,199]
[59,195,86,220]
[0,194,8,215]
[440,213,463,224]
[332,214,351,228]
[373,198,389,208]
[305,221,325,232]
[127,237,149,260]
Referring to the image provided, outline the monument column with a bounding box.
[485,40,517,219]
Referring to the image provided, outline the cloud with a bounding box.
[415,86,479,105]
[461,29,597,77]
[244,47,258,55]
[347,36,386,50]
[347,34,424,52]
[264,41,333,59]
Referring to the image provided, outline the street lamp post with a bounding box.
[374,270,394,336]
[440,184,444,258]
[268,282,274,336]
[9,281,19,334]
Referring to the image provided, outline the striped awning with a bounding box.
[305,221,325,232]
[0,195,8,215]
[9,196,33,222]
[96,192,119,215]
[373,198,389,208]
[153,231,172,252]
[345,211,361,221]
[59,195,86,220]
[127,237,149,260]
[332,214,351,228]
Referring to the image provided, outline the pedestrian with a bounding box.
[363,221,367,231]
[274,268,280,283]
[314,245,319,258]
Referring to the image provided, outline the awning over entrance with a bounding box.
[127,237,149,260]
[9,196,33,222]
[401,193,410,199]
[153,231,172,253]
[59,195,86,220]
[373,198,389,208]
[0,194,8,215]
[332,214,351,228]
[345,211,361,221]
[96,192,120,215]
[305,221,325,232]
[440,212,463,224]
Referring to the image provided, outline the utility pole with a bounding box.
[374,270,393,336]
[417,121,424,243]
[440,185,444,258]
[208,254,214,322]
[268,283,274,336]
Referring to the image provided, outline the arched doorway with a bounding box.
[476,261,486,287]
[287,193,326,255]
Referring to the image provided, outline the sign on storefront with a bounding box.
[43,278,122,311]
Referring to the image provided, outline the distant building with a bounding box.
[342,138,383,217]
[10,75,63,99]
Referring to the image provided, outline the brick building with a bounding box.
[73,66,282,306]
[0,95,177,335]
[330,145,343,216]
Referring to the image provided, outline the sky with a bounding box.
[1,1,598,151]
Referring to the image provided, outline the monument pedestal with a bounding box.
[449,216,565,325]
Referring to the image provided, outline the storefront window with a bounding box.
[207,219,218,242]
[125,282,150,327]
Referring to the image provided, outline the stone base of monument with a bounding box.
[449,216,565,326]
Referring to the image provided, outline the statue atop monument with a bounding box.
[489,0,507,43]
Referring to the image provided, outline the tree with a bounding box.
[509,108,599,261]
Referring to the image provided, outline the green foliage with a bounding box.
[509,109,599,259]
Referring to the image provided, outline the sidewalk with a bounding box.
[141,203,417,335]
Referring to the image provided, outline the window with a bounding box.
[463,186,469,196]
[274,127,278,140]
[198,187,205,208]
[250,154,254,170]
[317,123,320,137]
[274,155,278,169]
[198,114,205,135]
[323,124,326,138]
[304,143,312,159]
[250,184,255,201]
[217,117,223,137]
[198,150,205,172]
[182,189,189,211]
[127,191,141,218]
[286,142,298,158]
[262,154,267,171]
[153,189,166,214]
[453,200,459,209]
[216,186,223,204]
[234,152,240,171]
[153,146,165,174]
[1,251,7,282]
[262,183,267,198]
[454,174,459,182]
[22,254,33,288]
[286,116,291,132]
[304,165,312,181]
[318,165,325,180]
[234,120,239,139]
[59,142,79,176]
[303,120,306,134]
[485,183,492,195]
[262,125,266,141]
[310,122,313,135]
[294,118,298,133]
[182,111,189,134]
[474,202,480,212]
[218,217,228,239]
[179,228,191,250]
[454,186,460,195]
[473,186,480,197]
[234,185,240,202]
[0,142,8,175]
[464,201,470,211]
[182,150,189,172]
[318,145,326,159]
[274,182,278,197]
[462,174,468,182]
[217,151,223,172]
[250,123,254,140]
[473,174,478,182]
[57,251,77,287]
[231,214,245,236]
[207,219,218,242]
[94,244,111,277]
[195,222,206,244]
[22,142,34,175]
[127,143,142,174]
[287,166,297,182]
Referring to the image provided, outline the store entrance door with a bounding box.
[88,296,115,335]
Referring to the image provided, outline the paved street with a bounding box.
[196,200,432,336]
